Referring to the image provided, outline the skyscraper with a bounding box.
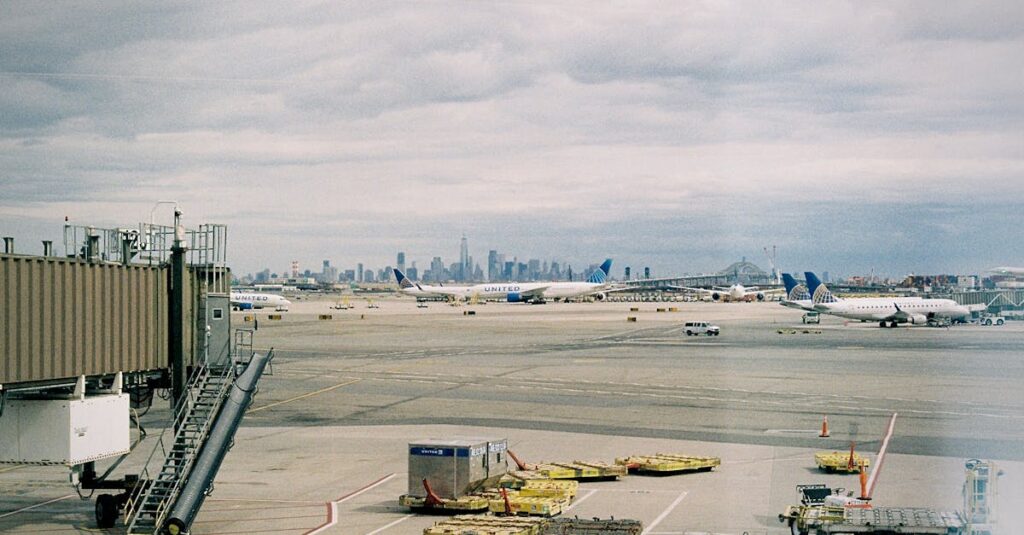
[487,250,498,281]
[357,263,364,283]
[459,235,469,281]
[397,252,406,274]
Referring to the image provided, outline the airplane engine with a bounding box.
[507,292,523,303]
[594,292,607,301]
[756,292,766,301]
[711,292,721,301]
[909,313,929,324]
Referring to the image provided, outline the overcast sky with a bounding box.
[1,1,1022,278]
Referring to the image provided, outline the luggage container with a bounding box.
[406,438,509,500]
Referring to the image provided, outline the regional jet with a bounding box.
[805,272,974,328]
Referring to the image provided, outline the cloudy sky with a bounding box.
[1,1,1022,278]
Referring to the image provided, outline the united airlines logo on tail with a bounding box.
[588,259,612,284]
[789,284,810,301]
[812,285,838,304]
[394,269,415,289]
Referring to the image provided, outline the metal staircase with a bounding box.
[125,365,234,534]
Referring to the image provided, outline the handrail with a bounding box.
[125,364,233,532]
[125,365,207,521]
[148,365,234,531]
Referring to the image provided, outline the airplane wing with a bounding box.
[518,286,550,298]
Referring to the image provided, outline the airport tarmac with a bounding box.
[2,299,1022,534]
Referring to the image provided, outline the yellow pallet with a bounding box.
[499,473,579,499]
[483,490,564,517]
[399,494,490,512]
[615,453,721,474]
[423,515,545,535]
[528,461,627,480]
[814,451,870,473]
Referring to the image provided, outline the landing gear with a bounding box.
[879,321,886,328]
[889,321,898,328]
[95,494,119,529]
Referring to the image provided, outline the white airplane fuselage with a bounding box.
[465,281,608,301]
[816,298,971,324]
[231,291,292,311]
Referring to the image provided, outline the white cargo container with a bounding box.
[0,393,130,465]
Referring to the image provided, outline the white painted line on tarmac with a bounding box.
[564,489,598,511]
[365,514,414,534]
[305,473,396,535]
[0,494,74,519]
[642,491,687,535]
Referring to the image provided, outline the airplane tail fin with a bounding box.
[588,259,612,284]
[393,268,415,289]
[805,271,839,304]
[782,273,810,301]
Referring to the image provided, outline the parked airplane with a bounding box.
[804,272,973,328]
[465,259,615,303]
[779,273,814,311]
[393,269,464,300]
[396,259,616,303]
[672,283,783,302]
[230,291,291,311]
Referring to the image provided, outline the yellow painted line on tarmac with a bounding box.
[0,465,25,474]
[249,379,361,413]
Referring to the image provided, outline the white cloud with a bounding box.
[0,1,1022,274]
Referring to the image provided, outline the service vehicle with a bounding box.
[980,315,1005,326]
[802,312,821,324]
[684,321,720,336]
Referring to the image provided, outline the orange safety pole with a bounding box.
[507,449,530,471]
[819,415,831,438]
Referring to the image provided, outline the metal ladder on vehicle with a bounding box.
[124,364,234,534]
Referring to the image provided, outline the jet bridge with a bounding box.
[0,209,258,532]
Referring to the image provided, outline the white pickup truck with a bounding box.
[684,321,720,336]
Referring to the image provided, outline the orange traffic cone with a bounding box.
[819,415,831,437]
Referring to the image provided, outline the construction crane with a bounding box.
[763,245,780,285]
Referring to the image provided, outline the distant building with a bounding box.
[488,250,499,281]
[364,269,375,283]
[357,263,364,283]
[459,235,470,281]
[397,252,405,274]
[624,266,631,280]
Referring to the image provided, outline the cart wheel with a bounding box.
[95,494,118,528]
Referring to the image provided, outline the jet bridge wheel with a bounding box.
[95,494,118,529]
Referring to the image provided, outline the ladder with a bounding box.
[125,365,234,534]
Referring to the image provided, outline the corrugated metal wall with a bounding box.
[1,254,169,385]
